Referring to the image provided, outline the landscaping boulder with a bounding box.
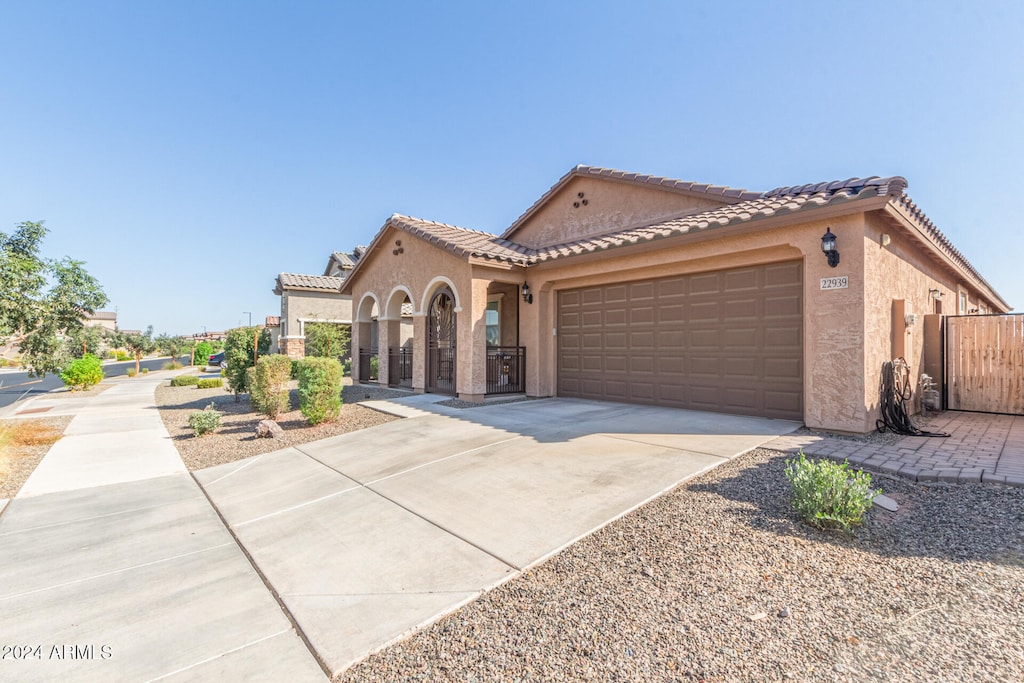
[256,419,285,439]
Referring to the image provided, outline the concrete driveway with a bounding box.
[196,396,800,675]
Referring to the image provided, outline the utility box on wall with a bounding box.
[922,314,943,408]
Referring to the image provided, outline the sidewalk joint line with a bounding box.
[144,628,293,682]
[203,453,266,487]
[235,487,356,527]
[0,543,235,602]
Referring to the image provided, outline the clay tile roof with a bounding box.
[276,273,345,292]
[387,214,531,266]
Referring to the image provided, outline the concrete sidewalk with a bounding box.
[0,375,325,682]
[195,395,800,675]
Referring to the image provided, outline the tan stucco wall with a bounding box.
[860,211,1003,423]
[508,176,731,250]
[280,290,353,340]
[347,226,525,396]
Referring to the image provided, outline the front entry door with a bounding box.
[427,288,456,394]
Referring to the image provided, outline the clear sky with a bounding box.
[2,1,1022,336]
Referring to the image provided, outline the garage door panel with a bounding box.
[558,262,802,420]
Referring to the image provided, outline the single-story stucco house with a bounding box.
[339,165,1008,433]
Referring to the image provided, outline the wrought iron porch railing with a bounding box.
[486,346,525,395]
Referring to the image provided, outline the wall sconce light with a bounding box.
[821,228,840,268]
[905,313,919,327]
[929,288,943,300]
[880,234,891,247]
[521,282,533,304]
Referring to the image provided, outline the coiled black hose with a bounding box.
[876,358,949,437]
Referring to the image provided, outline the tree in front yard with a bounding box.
[304,321,350,358]
[117,326,157,376]
[224,326,272,401]
[0,221,108,376]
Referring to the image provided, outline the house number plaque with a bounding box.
[820,276,849,290]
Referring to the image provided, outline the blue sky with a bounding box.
[2,1,1022,335]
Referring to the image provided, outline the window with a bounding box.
[486,300,500,346]
[959,290,967,315]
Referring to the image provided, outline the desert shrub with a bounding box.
[785,451,876,531]
[341,357,352,377]
[224,326,272,400]
[170,375,199,387]
[162,360,184,370]
[193,341,213,365]
[60,354,104,391]
[116,351,132,361]
[187,404,221,436]
[141,368,149,374]
[291,359,300,380]
[196,378,223,389]
[249,354,293,418]
[304,321,350,358]
[296,357,343,425]
[126,368,137,377]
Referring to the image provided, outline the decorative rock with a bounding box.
[641,566,654,578]
[873,493,900,512]
[778,606,791,618]
[256,419,284,439]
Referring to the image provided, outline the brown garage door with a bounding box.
[558,261,802,420]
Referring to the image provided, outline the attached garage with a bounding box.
[557,261,803,420]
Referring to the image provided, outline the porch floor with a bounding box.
[767,411,1024,486]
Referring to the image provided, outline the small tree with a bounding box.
[155,333,186,361]
[304,321,350,358]
[117,326,157,376]
[192,340,213,366]
[223,326,271,401]
[296,356,343,425]
[249,354,293,418]
[60,353,104,391]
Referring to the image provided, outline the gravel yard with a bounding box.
[338,447,1024,683]
[0,415,72,498]
[155,378,402,471]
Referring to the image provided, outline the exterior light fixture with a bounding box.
[929,288,943,300]
[521,282,533,304]
[821,227,840,268]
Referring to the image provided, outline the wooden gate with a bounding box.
[946,313,1024,414]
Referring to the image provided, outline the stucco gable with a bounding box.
[502,165,758,250]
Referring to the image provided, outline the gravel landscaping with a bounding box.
[0,415,72,498]
[338,447,1024,683]
[155,378,401,471]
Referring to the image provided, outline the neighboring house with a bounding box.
[274,248,364,358]
[84,310,118,332]
[340,165,1008,433]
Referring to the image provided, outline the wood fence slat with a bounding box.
[947,313,1024,414]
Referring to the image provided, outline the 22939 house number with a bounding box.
[820,276,849,290]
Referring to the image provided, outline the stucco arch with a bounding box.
[355,292,381,323]
[384,286,416,319]
[421,276,462,313]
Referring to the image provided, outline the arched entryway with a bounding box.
[427,287,456,394]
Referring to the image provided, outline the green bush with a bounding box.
[162,360,184,370]
[170,375,200,387]
[297,357,343,425]
[188,403,221,436]
[60,354,104,391]
[785,451,876,531]
[141,367,149,374]
[341,357,352,377]
[250,354,293,418]
[116,351,132,361]
[196,378,223,389]
[369,355,379,380]
[291,359,300,380]
[126,367,137,377]
[224,326,272,400]
[193,341,213,366]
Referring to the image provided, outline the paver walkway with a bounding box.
[766,411,1024,486]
